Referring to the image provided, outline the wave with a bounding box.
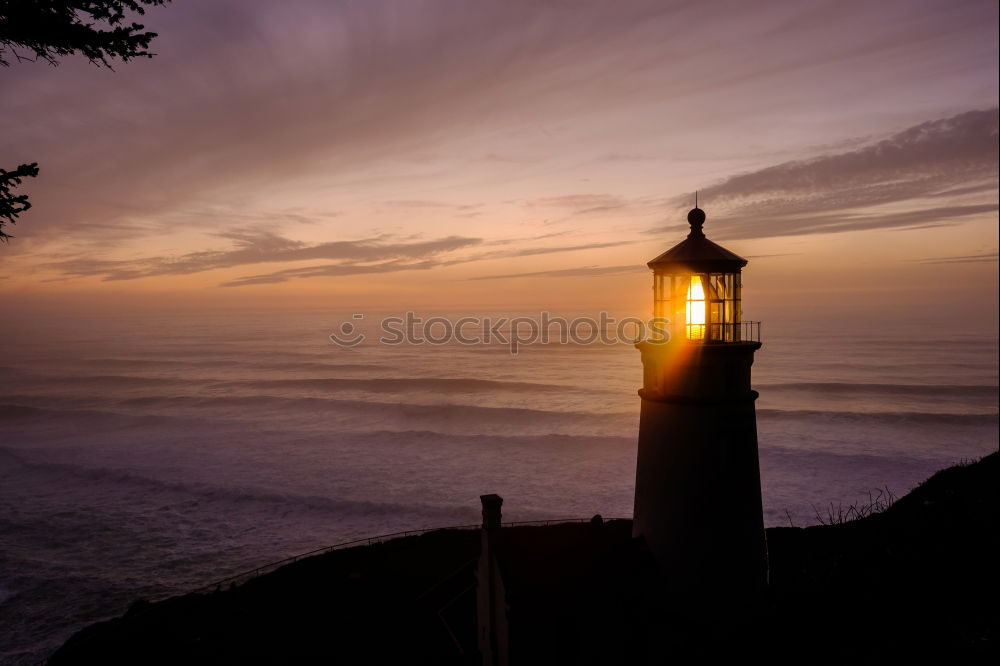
[839,337,999,350]
[757,408,998,426]
[115,393,633,427]
[15,374,179,388]
[788,355,999,372]
[0,402,178,426]
[4,393,995,432]
[252,362,388,373]
[0,398,635,441]
[275,428,637,454]
[207,376,575,394]
[0,446,468,522]
[759,382,999,398]
[76,358,386,373]
[134,347,333,361]
[82,357,246,369]
[105,392,1000,429]
[0,403,40,420]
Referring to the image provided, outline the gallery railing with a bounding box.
[686,320,761,343]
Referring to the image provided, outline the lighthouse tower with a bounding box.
[632,206,767,599]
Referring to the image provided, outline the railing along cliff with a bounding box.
[194,517,630,593]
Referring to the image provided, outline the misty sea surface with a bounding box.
[0,310,997,663]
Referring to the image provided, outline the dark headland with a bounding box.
[50,453,998,665]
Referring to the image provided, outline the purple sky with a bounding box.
[1,0,997,318]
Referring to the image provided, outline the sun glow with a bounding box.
[686,275,706,340]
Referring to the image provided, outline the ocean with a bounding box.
[0,309,996,663]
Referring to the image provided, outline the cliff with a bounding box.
[49,452,998,664]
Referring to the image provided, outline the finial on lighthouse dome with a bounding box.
[687,206,706,236]
[687,190,706,236]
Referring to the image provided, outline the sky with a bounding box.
[1,0,997,324]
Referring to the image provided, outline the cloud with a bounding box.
[495,240,639,258]
[470,264,645,280]
[653,109,999,240]
[4,0,997,310]
[526,194,628,213]
[36,227,645,285]
[380,200,476,210]
[710,203,997,240]
[593,153,663,163]
[910,251,998,265]
[0,0,677,247]
[219,239,643,287]
[43,233,482,281]
[220,259,440,287]
[524,194,677,227]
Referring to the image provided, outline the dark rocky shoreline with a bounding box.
[49,452,998,664]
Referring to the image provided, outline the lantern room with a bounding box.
[649,207,754,343]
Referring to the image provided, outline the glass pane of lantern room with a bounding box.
[669,275,687,341]
[653,274,662,319]
[709,274,724,300]
[710,302,723,340]
[686,275,706,340]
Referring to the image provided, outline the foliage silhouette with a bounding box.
[0,163,39,242]
[0,1,170,241]
[0,0,168,67]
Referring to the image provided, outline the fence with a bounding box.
[194,517,629,593]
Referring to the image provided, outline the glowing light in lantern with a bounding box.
[686,276,706,340]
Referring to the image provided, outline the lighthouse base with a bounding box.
[632,341,767,600]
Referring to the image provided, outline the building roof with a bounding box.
[647,208,748,273]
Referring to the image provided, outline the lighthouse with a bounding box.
[632,206,767,600]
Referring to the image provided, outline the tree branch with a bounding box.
[0,163,40,242]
